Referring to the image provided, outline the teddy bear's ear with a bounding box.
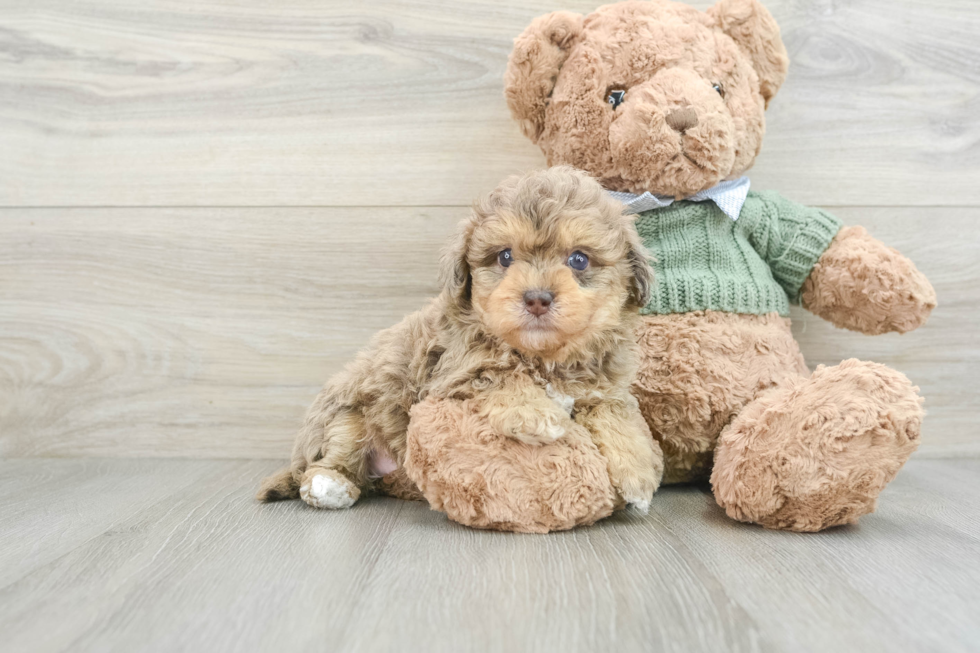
[707,0,789,107]
[504,11,584,143]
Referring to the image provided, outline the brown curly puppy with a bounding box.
[258,166,663,512]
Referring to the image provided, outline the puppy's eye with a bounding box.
[567,251,589,271]
[497,248,514,268]
[712,83,726,99]
[606,89,626,109]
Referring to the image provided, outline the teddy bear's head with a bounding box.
[505,0,789,198]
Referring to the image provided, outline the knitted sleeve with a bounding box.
[747,191,843,303]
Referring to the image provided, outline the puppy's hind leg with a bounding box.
[297,409,371,510]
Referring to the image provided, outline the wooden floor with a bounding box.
[1,458,978,653]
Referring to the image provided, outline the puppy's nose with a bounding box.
[523,290,554,317]
[666,106,698,133]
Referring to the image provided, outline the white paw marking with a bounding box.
[628,498,650,515]
[300,474,356,510]
[545,383,576,416]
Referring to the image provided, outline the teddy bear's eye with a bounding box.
[606,89,626,109]
[498,248,514,268]
[713,83,726,99]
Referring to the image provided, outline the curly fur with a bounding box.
[258,167,663,524]
[802,226,937,335]
[405,398,620,533]
[633,311,808,484]
[711,359,923,532]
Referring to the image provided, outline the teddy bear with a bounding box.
[497,0,937,531]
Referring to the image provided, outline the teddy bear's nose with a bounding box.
[666,107,699,133]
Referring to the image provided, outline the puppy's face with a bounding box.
[442,167,651,361]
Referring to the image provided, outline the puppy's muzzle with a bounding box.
[523,289,554,317]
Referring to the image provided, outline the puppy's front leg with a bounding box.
[576,396,664,513]
[478,377,574,446]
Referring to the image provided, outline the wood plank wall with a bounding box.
[1,0,977,458]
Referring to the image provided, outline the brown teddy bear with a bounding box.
[501,0,937,531]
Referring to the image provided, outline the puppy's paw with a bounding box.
[609,467,658,514]
[299,469,360,510]
[491,405,568,446]
[627,498,651,515]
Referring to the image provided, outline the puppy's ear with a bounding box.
[625,223,654,308]
[504,11,584,143]
[707,0,789,107]
[439,216,476,310]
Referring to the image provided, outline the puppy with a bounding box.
[258,166,663,511]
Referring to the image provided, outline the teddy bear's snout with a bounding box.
[665,107,699,133]
[606,73,737,197]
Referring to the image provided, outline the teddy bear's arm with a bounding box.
[800,226,936,335]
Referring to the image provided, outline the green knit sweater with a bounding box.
[634,190,842,317]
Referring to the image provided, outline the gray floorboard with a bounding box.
[0,458,977,653]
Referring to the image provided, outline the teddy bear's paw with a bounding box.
[491,405,568,446]
[299,469,360,510]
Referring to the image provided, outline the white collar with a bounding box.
[607,176,751,221]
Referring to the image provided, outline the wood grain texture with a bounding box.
[1,0,979,207]
[0,205,975,458]
[0,458,977,653]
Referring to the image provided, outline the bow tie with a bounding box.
[607,176,751,221]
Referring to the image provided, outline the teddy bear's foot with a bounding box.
[711,359,923,532]
[299,467,361,510]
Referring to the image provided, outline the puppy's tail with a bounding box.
[256,466,300,502]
